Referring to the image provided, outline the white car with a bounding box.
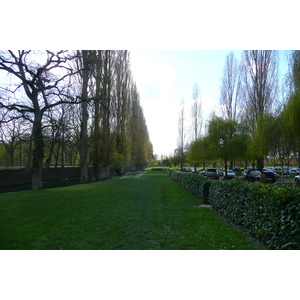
[226,169,236,179]
[295,175,300,184]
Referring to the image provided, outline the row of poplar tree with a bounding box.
[0,50,154,189]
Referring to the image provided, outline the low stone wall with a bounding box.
[0,167,82,187]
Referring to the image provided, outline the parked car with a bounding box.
[244,168,277,183]
[219,169,235,179]
[289,168,299,176]
[226,169,236,179]
[244,169,263,182]
[182,167,191,172]
[264,168,280,180]
[203,168,223,179]
[200,170,207,176]
[282,168,290,175]
[295,175,300,184]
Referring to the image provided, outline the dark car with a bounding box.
[264,168,280,181]
[244,168,277,183]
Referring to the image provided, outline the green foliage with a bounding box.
[166,169,300,249]
[206,116,249,162]
[209,181,300,249]
[285,92,300,140]
[188,136,212,167]
[292,50,300,92]
[112,152,127,175]
[251,113,274,159]
[252,112,294,164]
[0,144,8,164]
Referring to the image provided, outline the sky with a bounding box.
[130,50,289,158]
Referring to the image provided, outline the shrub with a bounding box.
[165,170,212,203]
[208,180,300,249]
[165,169,300,249]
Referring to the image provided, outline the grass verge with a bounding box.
[0,171,263,249]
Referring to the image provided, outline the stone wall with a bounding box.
[0,168,82,187]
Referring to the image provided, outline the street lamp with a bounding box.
[219,137,224,148]
[219,136,227,179]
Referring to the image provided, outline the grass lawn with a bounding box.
[0,171,263,250]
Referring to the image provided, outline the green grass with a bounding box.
[0,171,263,250]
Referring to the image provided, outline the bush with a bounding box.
[210,181,300,249]
[165,169,300,249]
[165,170,211,203]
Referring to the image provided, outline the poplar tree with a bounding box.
[240,50,279,168]
[220,52,241,121]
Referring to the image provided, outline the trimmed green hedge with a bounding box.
[165,169,211,203]
[165,169,300,249]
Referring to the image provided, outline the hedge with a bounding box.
[165,169,300,249]
[165,170,211,203]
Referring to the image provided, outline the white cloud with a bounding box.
[130,51,180,156]
[130,51,178,95]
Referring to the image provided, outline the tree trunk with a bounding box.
[79,50,90,184]
[224,155,228,179]
[19,142,22,167]
[92,64,101,181]
[257,157,264,169]
[61,133,65,168]
[230,160,233,170]
[8,149,14,167]
[31,112,44,190]
[54,142,60,168]
[26,134,33,168]
[45,141,55,168]
[80,99,89,183]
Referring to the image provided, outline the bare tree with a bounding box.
[0,110,28,166]
[0,50,80,189]
[191,82,203,141]
[220,52,241,121]
[43,103,73,168]
[114,50,131,172]
[177,101,186,171]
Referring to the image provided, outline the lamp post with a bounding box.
[219,136,228,179]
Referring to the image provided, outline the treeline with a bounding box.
[171,50,300,174]
[0,50,154,189]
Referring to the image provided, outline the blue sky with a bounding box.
[130,50,290,157]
